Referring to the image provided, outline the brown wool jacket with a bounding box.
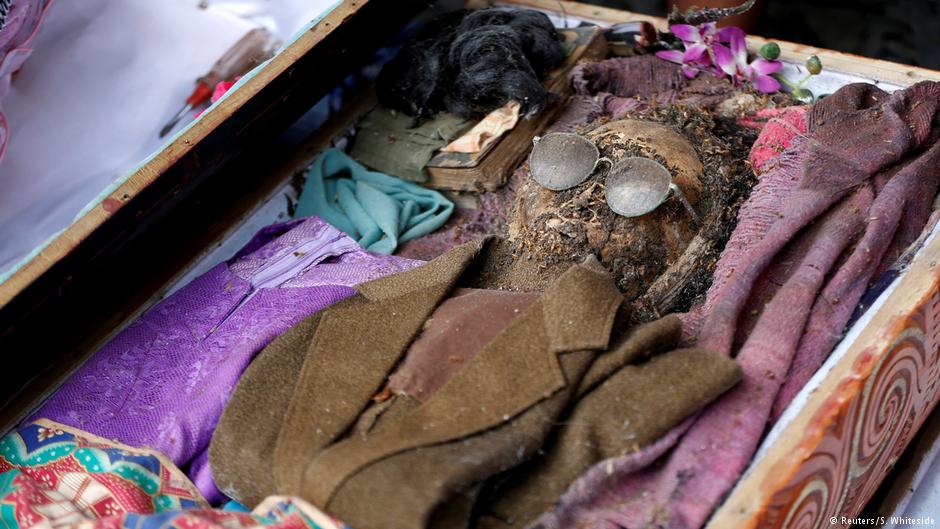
[209,239,741,529]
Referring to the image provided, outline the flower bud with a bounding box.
[793,88,814,102]
[806,55,822,75]
[759,42,780,60]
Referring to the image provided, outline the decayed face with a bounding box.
[508,119,703,300]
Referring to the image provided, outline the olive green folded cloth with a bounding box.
[350,106,470,182]
[208,240,741,529]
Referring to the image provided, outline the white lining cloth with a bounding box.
[0,0,337,272]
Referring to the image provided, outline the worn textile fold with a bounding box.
[349,107,470,182]
[296,148,454,254]
[534,81,940,529]
[30,216,421,504]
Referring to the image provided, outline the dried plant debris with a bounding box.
[667,0,756,27]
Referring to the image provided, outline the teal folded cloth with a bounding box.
[222,501,252,512]
[295,148,454,254]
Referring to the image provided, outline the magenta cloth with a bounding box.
[739,106,809,175]
[29,216,422,504]
[0,0,52,163]
[532,81,940,529]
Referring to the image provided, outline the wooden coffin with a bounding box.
[2,1,940,527]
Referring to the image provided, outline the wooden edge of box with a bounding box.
[0,1,367,308]
[495,0,940,86]
[867,403,940,524]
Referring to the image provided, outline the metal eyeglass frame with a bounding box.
[530,132,700,223]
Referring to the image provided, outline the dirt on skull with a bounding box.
[495,104,756,319]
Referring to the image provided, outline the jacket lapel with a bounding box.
[272,239,486,494]
[300,255,623,507]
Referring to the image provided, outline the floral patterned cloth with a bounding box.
[0,421,349,529]
[0,420,205,525]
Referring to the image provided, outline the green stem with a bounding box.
[773,72,813,88]
[772,73,800,90]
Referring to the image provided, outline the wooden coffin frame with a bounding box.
[1,0,940,527]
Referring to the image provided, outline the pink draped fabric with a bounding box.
[534,81,940,529]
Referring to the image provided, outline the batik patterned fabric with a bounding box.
[0,420,205,526]
[111,497,353,529]
[0,421,349,529]
[30,216,422,503]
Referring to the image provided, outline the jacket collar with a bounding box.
[539,253,622,354]
[356,238,620,354]
[273,238,622,502]
[272,238,487,494]
[354,236,484,302]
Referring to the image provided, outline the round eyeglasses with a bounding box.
[530,132,700,223]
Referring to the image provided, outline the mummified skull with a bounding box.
[586,119,704,203]
[498,111,752,318]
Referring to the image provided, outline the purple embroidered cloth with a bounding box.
[30,216,421,504]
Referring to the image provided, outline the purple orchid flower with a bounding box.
[655,46,713,79]
[655,22,784,94]
[656,22,745,79]
[713,32,783,92]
